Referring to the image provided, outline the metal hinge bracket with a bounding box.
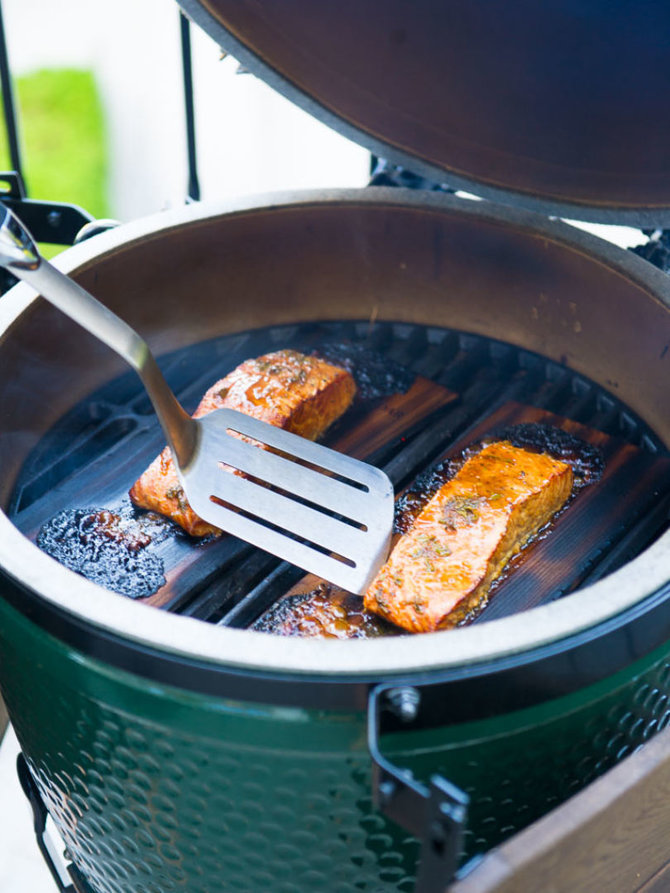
[0,172,94,245]
[368,684,469,893]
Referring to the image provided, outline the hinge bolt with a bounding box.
[385,686,421,723]
[378,779,396,807]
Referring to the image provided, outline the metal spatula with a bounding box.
[0,206,393,593]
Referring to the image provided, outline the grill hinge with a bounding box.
[0,172,94,245]
[368,684,469,893]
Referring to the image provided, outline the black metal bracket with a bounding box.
[368,157,456,193]
[630,229,670,274]
[368,684,469,893]
[16,753,95,893]
[0,0,23,183]
[0,174,96,294]
[0,172,94,245]
[0,171,98,295]
[180,11,200,202]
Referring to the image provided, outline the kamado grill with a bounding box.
[1,2,670,892]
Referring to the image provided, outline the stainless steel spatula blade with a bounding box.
[184,409,394,592]
[0,206,394,593]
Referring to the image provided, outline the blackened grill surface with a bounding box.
[36,506,170,598]
[8,320,669,629]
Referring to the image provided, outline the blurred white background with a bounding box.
[3,0,370,222]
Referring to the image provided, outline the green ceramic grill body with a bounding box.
[2,590,670,893]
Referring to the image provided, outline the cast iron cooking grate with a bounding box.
[8,319,670,629]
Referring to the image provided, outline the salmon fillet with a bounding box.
[364,441,573,632]
[129,349,356,537]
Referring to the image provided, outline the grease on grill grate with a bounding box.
[316,341,415,400]
[251,584,403,639]
[37,504,172,598]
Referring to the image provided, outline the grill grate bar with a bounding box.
[414,332,460,379]
[557,385,597,425]
[381,368,512,488]
[576,510,670,590]
[528,370,571,413]
[179,549,280,621]
[219,562,303,628]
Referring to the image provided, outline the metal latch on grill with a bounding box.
[368,684,469,893]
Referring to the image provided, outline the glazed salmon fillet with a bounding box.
[364,441,573,632]
[129,349,356,537]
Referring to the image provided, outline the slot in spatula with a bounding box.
[0,206,393,593]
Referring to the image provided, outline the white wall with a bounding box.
[3,0,370,221]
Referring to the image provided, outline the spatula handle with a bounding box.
[0,205,197,468]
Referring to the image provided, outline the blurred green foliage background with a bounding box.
[0,68,109,255]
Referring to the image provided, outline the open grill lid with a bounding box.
[179,0,670,226]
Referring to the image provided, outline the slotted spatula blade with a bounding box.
[184,409,394,593]
[0,206,394,593]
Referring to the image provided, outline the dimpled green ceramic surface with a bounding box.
[2,594,670,892]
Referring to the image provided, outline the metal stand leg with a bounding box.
[16,753,95,893]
